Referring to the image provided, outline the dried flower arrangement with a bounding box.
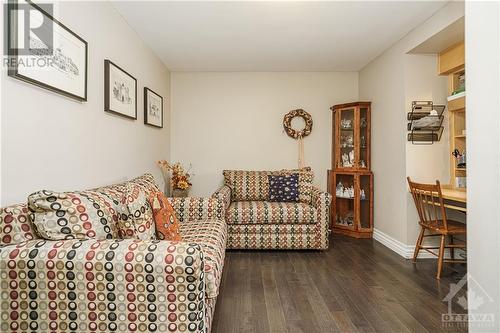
[157,160,193,191]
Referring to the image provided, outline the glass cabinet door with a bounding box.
[357,174,372,231]
[333,173,356,230]
[337,108,356,169]
[358,107,370,170]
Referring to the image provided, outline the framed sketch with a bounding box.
[7,0,88,101]
[144,88,163,128]
[104,60,137,119]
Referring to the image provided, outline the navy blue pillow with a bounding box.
[268,174,299,202]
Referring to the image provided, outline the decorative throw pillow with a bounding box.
[148,191,182,241]
[28,190,114,240]
[116,183,156,240]
[0,203,36,244]
[268,174,299,202]
[276,168,314,204]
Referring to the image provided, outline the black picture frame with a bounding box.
[144,87,163,128]
[104,60,137,120]
[7,0,88,101]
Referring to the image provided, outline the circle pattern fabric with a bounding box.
[0,238,206,333]
[0,204,35,244]
[283,109,313,139]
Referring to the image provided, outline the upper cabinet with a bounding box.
[438,41,465,75]
[330,102,371,171]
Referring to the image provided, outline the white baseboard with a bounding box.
[373,228,448,259]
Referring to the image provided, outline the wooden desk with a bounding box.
[409,186,467,212]
[440,188,467,213]
[430,187,467,213]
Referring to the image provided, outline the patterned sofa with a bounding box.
[0,174,226,333]
[213,169,331,250]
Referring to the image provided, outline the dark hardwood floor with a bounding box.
[212,234,467,333]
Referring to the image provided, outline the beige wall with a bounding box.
[0,1,171,205]
[359,1,464,246]
[171,72,358,196]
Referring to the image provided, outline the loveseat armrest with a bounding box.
[311,187,332,249]
[211,185,231,210]
[0,238,206,332]
[311,186,332,210]
[168,197,225,223]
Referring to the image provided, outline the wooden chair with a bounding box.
[407,177,466,279]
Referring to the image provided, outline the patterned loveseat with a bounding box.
[0,174,226,333]
[213,169,331,250]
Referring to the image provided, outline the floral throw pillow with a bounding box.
[116,183,156,240]
[268,174,300,202]
[28,190,114,240]
[148,191,182,241]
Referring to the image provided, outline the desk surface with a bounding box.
[440,188,467,203]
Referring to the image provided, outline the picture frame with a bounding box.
[144,87,163,128]
[7,0,88,101]
[104,60,137,119]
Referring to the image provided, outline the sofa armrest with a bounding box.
[0,238,206,332]
[212,185,231,210]
[168,197,225,223]
[311,186,332,230]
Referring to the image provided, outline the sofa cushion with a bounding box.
[268,174,299,202]
[28,190,114,240]
[148,191,182,241]
[116,183,155,240]
[0,203,37,244]
[180,219,227,299]
[227,201,317,225]
[223,170,270,201]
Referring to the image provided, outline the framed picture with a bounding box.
[104,60,137,119]
[144,88,163,128]
[7,0,88,101]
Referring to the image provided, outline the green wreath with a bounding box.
[283,109,313,139]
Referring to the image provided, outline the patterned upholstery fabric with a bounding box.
[212,185,231,210]
[116,183,155,240]
[180,219,227,299]
[0,204,36,244]
[167,197,224,223]
[214,169,331,250]
[1,173,227,333]
[28,190,114,241]
[226,201,317,225]
[0,238,206,333]
[223,170,270,201]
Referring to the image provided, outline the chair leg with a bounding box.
[413,227,425,263]
[449,235,455,260]
[437,234,446,279]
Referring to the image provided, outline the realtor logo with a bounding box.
[6,2,53,56]
[442,273,495,329]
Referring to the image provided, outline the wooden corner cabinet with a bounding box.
[331,102,371,171]
[329,102,374,238]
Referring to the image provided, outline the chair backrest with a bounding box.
[407,177,449,231]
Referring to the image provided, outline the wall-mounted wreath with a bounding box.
[283,109,313,139]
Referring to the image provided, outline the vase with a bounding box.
[172,189,189,197]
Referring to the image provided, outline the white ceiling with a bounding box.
[112,1,448,71]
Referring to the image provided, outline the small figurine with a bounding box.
[360,117,367,128]
[360,135,366,148]
[349,150,355,166]
[360,160,366,168]
[336,182,343,197]
[340,119,352,129]
[348,185,355,198]
[360,189,366,200]
[342,153,351,167]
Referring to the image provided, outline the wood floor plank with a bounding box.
[212,235,467,333]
